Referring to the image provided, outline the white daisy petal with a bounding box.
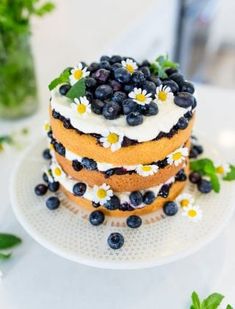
[182,205,202,222]
[69,62,90,85]
[128,88,152,105]
[99,128,123,152]
[136,164,159,177]
[215,162,230,176]
[176,193,194,208]
[167,147,189,166]
[155,85,174,104]
[93,184,113,205]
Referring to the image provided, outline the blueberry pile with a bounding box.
[189,172,212,194]
[58,55,196,126]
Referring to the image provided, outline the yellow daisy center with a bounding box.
[77,103,86,114]
[172,152,182,161]
[0,144,4,152]
[44,123,50,131]
[107,133,119,144]
[136,93,146,103]
[97,188,107,199]
[188,209,197,218]
[158,91,167,102]
[73,69,83,80]
[216,166,224,174]
[54,167,62,177]
[49,144,54,151]
[180,199,190,207]
[126,64,135,74]
[142,165,152,172]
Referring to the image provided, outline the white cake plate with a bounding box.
[10,138,235,270]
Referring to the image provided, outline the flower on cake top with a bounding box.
[182,205,202,222]
[176,193,194,208]
[51,163,66,180]
[69,63,90,85]
[167,147,189,166]
[121,58,138,74]
[43,122,51,134]
[93,184,113,205]
[129,88,152,105]
[135,164,159,177]
[71,96,91,117]
[100,128,124,152]
[155,85,173,104]
[215,162,230,176]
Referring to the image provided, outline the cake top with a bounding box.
[49,54,196,145]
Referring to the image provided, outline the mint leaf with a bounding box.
[190,159,215,174]
[209,174,220,193]
[48,68,71,91]
[201,293,224,309]
[0,252,12,260]
[34,3,55,16]
[191,291,201,309]
[223,165,235,181]
[66,78,86,100]
[150,54,179,78]
[0,234,22,249]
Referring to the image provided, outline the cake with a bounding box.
[43,55,196,220]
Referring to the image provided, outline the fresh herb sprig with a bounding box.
[150,54,179,78]
[190,291,233,309]
[0,233,22,260]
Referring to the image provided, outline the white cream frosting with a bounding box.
[50,87,191,142]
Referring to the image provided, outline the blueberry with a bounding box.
[34,184,48,196]
[85,77,97,89]
[126,112,143,126]
[42,148,52,160]
[112,91,127,104]
[88,62,100,72]
[92,201,100,208]
[72,182,87,197]
[197,179,212,193]
[163,201,178,216]
[81,157,97,170]
[100,55,110,62]
[175,170,187,182]
[42,172,49,183]
[193,145,204,155]
[189,172,201,184]
[131,71,145,84]
[142,81,156,95]
[95,85,113,100]
[46,196,60,210]
[141,59,150,67]
[177,117,188,129]
[165,68,178,76]
[158,184,170,198]
[109,80,122,91]
[102,101,121,120]
[140,66,151,79]
[142,102,158,116]
[89,210,105,226]
[47,130,53,139]
[114,68,131,84]
[107,232,124,250]
[181,81,195,94]
[63,118,71,129]
[72,160,83,171]
[111,63,122,71]
[48,181,60,192]
[123,84,135,93]
[54,142,65,156]
[169,73,184,87]
[192,97,197,109]
[174,92,194,108]
[52,110,60,119]
[162,80,179,93]
[143,191,155,205]
[91,99,105,114]
[110,55,123,64]
[59,84,71,96]
[100,60,112,70]
[149,75,162,86]
[126,215,142,228]
[94,69,110,83]
[129,191,143,206]
[122,99,138,115]
[189,148,199,159]
[104,195,121,210]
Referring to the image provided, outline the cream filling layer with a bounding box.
[51,87,191,143]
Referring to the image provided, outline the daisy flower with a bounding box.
[100,128,124,152]
[71,96,91,117]
[182,205,202,222]
[155,85,173,104]
[43,122,51,134]
[215,162,230,177]
[93,184,113,205]
[135,164,159,177]
[121,58,138,74]
[51,163,66,180]
[167,147,189,166]
[69,63,90,85]
[129,88,152,105]
[176,193,194,208]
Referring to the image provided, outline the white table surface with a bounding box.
[0,84,235,309]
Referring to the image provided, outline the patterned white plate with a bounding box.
[10,138,235,269]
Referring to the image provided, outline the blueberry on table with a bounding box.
[126,215,142,228]
[174,92,194,108]
[142,102,158,116]
[114,68,131,84]
[104,195,121,210]
[197,179,212,194]
[122,99,138,115]
[126,112,143,126]
[59,84,71,96]
[143,191,155,205]
[95,85,113,100]
[181,81,195,94]
[34,184,48,196]
[72,160,83,172]
[73,182,87,196]
[91,99,105,115]
[42,172,49,183]
[46,196,60,210]
[129,191,143,206]
[89,210,105,226]
[48,181,60,192]
[163,201,178,216]
[193,145,204,155]
[102,101,121,120]
[107,232,124,250]
[189,172,201,184]
[42,148,52,160]
[81,157,97,170]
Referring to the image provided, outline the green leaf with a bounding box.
[65,78,86,100]
[223,165,235,181]
[209,173,220,193]
[34,2,55,16]
[226,305,233,309]
[48,68,70,90]
[0,234,22,249]
[150,54,179,78]
[201,293,224,309]
[0,252,12,260]
[191,291,201,309]
[190,159,215,174]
